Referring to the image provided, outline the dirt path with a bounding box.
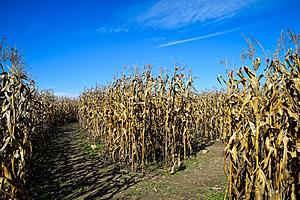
[29,123,226,200]
[29,124,142,200]
[114,141,226,200]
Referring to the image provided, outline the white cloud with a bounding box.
[135,0,259,29]
[96,26,129,34]
[157,27,242,48]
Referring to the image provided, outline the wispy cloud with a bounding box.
[148,36,166,42]
[157,27,242,48]
[96,26,129,34]
[135,0,259,29]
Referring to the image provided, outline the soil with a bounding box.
[28,123,226,200]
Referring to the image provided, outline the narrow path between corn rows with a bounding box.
[29,123,141,200]
[29,123,226,200]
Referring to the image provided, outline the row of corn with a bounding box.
[0,43,78,199]
[78,66,225,172]
[222,33,300,199]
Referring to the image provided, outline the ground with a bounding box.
[28,123,226,200]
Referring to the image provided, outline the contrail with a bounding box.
[157,27,242,48]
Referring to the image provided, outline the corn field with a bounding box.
[78,67,225,172]
[0,42,78,199]
[223,32,300,199]
[79,67,195,172]
[1,32,299,200]
[193,91,226,141]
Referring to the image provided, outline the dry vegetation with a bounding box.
[1,32,299,200]
[0,42,77,199]
[222,32,300,199]
[78,67,225,173]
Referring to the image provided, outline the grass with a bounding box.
[76,129,105,157]
[194,188,225,200]
[205,189,225,200]
[130,188,142,197]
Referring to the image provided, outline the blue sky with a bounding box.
[1,0,300,96]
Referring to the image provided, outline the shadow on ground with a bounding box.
[28,123,142,200]
[113,139,226,200]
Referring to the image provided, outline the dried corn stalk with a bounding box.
[223,32,300,200]
[0,41,78,199]
[79,66,226,172]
